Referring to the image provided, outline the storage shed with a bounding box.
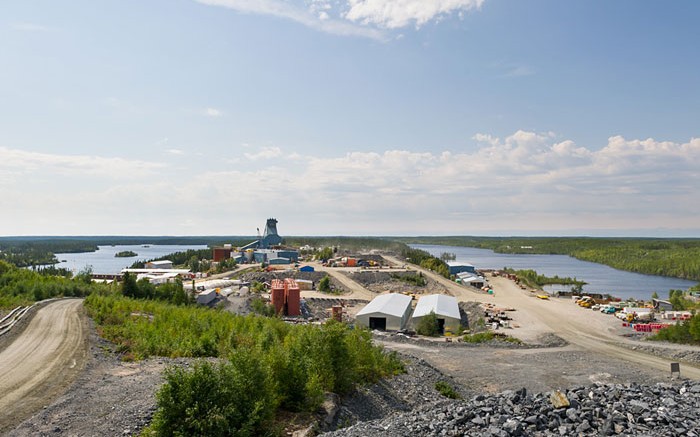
[412,294,461,334]
[355,293,413,331]
[299,265,315,272]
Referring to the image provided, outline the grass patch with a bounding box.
[435,381,461,399]
[462,331,522,344]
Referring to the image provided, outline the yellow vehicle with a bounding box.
[536,294,549,300]
[577,296,594,308]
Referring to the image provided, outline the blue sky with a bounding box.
[1,0,698,236]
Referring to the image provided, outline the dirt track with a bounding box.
[0,299,89,434]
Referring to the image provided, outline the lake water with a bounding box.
[412,244,698,301]
[51,245,208,275]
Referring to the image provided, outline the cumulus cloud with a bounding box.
[345,0,485,29]
[4,132,699,235]
[243,146,283,160]
[194,0,485,38]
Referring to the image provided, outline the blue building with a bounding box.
[447,261,476,276]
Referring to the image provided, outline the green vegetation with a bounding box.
[250,296,277,316]
[502,268,586,289]
[314,247,335,261]
[415,311,440,337]
[120,272,193,305]
[434,381,461,399]
[114,250,137,257]
[401,247,450,279]
[439,252,456,261]
[0,240,98,267]
[650,317,700,345]
[390,273,426,287]
[287,237,406,254]
[0,261,105,308]
[394,237,700,282]
[149,357,277,436]
[462,331,522,344]
[85,293,404,435]
[318,276,332,293]
[130,248,213,271]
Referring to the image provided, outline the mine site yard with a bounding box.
[2,250,700,436]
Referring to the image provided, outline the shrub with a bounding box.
[149,351,277,436]
[435,381,461,399]
[415,311,440,337]
[318,276,331,293]
[462,331,495,343]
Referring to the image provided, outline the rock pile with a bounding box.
[323,381,700,436]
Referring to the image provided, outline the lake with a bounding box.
[51,244,208,275]
[412,244,698,301]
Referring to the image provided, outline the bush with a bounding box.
[318,276,331,293]
[415,311,440,337]
[462,331,495,343]
[149,352,277,436]
[435,381,461,399]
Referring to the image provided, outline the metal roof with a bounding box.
[413,294,460,320]
[357,293,412,318]
[447,261,474,267]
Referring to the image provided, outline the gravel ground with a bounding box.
[345,270,449,295]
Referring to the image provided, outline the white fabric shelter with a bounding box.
[355,293,413,331]
[412,294,461,334]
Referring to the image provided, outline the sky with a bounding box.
[1,0,699,237]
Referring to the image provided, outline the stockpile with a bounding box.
[323,381,700,436]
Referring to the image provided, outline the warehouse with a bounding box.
[412,294,461,334]
[447,261,476,276]
[355,293,413,331]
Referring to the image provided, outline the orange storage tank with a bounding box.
[270,279,285,315]
[284,278,301,316]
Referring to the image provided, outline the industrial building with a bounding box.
[355,293,413,331]
[214,218,299,266]
[412,294,461,334]
[456,272,486,288]
[447,261,476,276]
[145,260,174,269]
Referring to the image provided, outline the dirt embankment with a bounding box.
[345,270,449,295]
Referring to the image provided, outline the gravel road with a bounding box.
[0,299,89,434]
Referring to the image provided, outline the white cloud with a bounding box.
[167,148,185,155]
[203,107,223,117]
[195,0,386,40]
[244,146,283,160]
[0,147,165,179]
[344,0,485,29]
[3,132,699,235]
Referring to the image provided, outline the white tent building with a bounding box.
[412,294,461,334]
[355,293,413,331]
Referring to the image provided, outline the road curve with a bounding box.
[0,299,89,433]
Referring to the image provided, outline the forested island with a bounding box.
[114,251,137,258]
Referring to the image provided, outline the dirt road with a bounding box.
[314,265,376,300]
[0,299,89,433]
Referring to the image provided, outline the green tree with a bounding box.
[416,311,440,337]
[318,276,331,292]
[652,291,659,299]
